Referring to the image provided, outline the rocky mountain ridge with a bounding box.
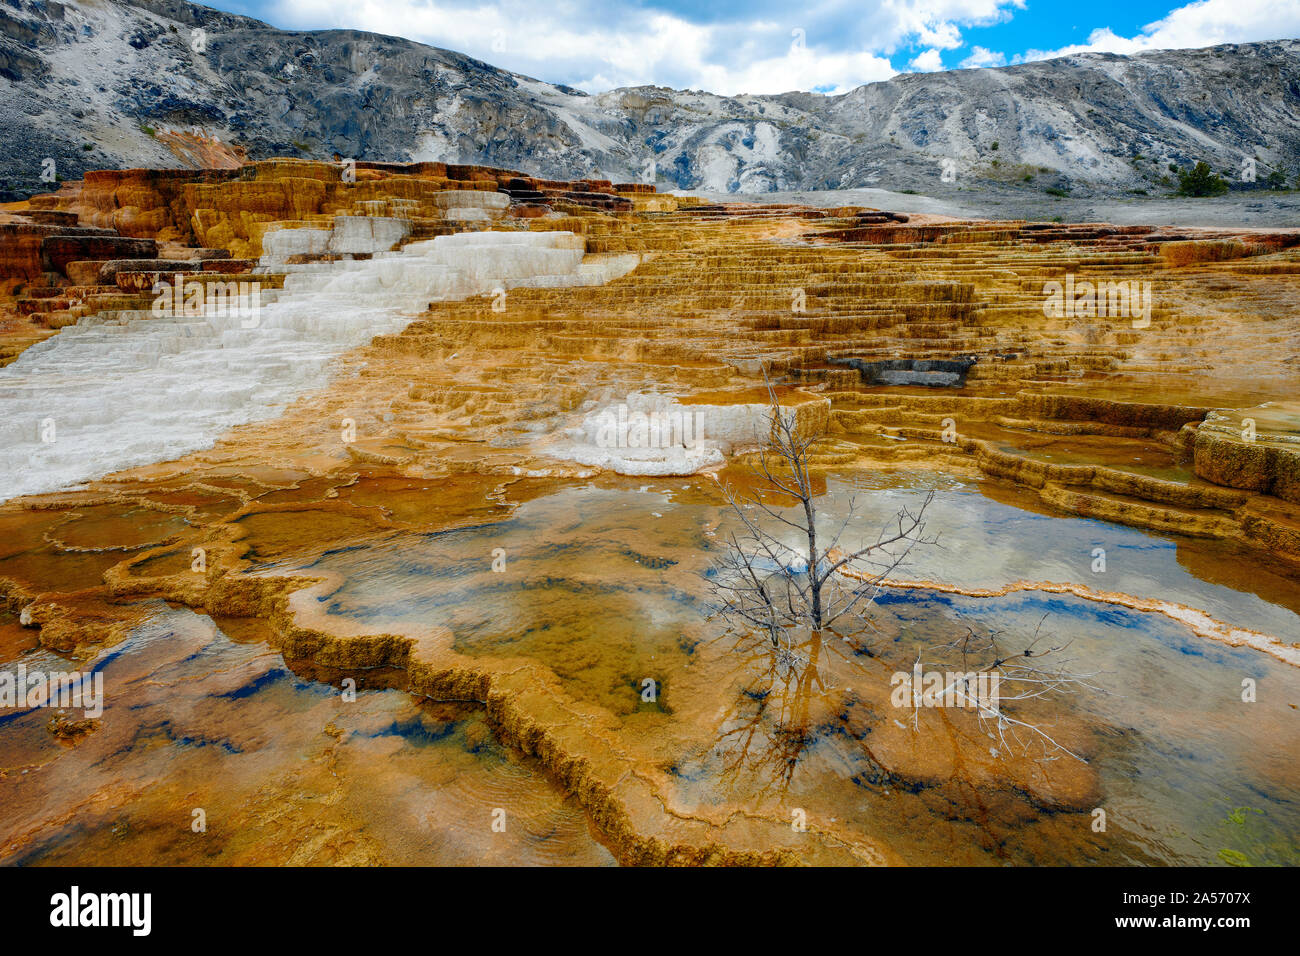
[2,0,1298,200]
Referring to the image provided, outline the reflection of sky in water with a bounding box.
[728,587,1297,865]
[866,588,1300,865]
[293,477,1300,864]
[309,474,1300,645]
[827,472,1300,639]
[0,605,612,866]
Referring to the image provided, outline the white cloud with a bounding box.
[881,0,1023,53]
[959,45,1006,68]
[266,0,1030,94]
[1018,0,1300,62]
[909,48,946,71]
[917,21,965,50]
[260,0,1298,95]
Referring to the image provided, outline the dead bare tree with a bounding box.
[704,371,1098,765]
[705,371,934,652]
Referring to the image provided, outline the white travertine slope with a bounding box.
[545,391,828,477]
[0,231,638,501]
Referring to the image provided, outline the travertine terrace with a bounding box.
[1,158,1298,865]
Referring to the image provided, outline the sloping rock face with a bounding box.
[2,0,1298,199]
[20,160,641,258]
[0,157,652,480]
[40,234,157,272]
[4,159,1299,546]
[1195,405,1300,504]
[0,228,631,500]
[0,157,656,363]
[1,160,1300,867]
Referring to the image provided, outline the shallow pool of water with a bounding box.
[274,472,1300,864]
[0,604,613,866]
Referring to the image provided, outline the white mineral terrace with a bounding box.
[547,392,798,476]
[0,229,639,502]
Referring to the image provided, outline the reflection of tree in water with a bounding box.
[709,624,891,797]
[713,629,824,794]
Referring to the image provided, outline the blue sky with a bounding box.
[197,0,1300,94]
